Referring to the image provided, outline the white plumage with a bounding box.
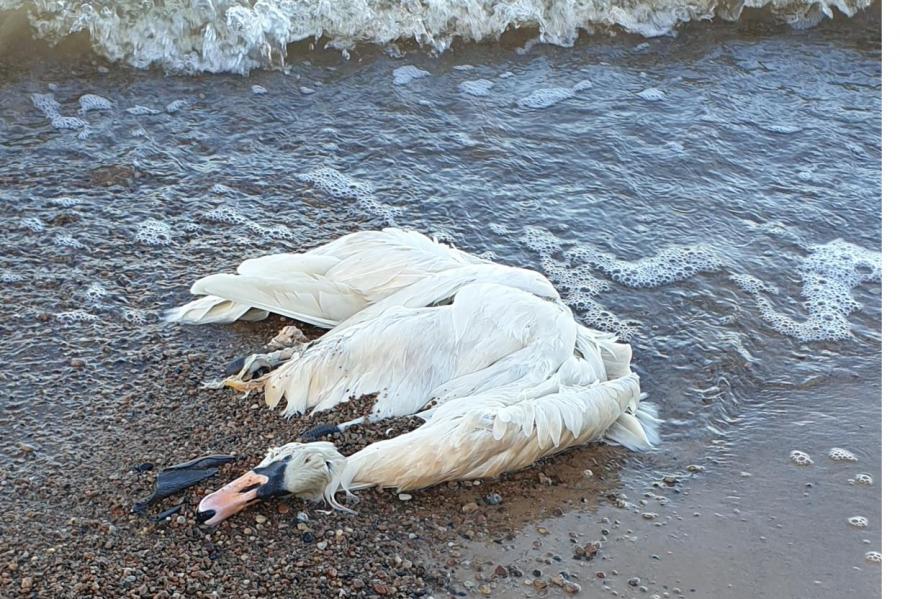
[177,228,660,524]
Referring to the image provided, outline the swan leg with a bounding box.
[299,416,366,442]
[205,345,306,394]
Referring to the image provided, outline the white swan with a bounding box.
[197,331,658,525]
[166,228,659,525]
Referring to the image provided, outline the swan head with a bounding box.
[197,442,346,526]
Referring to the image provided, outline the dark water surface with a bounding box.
[0,10,881,598]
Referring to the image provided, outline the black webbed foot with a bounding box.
[300,423,341,442]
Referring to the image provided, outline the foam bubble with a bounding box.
[358,196,402,226]
[828,447,858,462]
[165,99,190,113]
[488,223,512,236]
[522,226,563,256]
[851,473,874,486]
[459,79,494,97]
[79,94,113,113]
[1,272,24,284]
[57,309,98,323]
[739,240,880,342]
[393,66,430,86]
[31,93,61,117]
[790,450,814,466]
[49,197,81,208]
[517,81,591,109]
[582,245,724,288]
[203,206,247,225]
[730,274,777,295]
[847,516,868,528]
[122,307,151,324]
[53,234,85,249]
[298,167,373,200]
[864,551,881,564]
[20,217,45,233]
[126,105,161,116]
[135,219,174,246]
[32,94,88,129]
[638,87,665,101]
[83,282,108,305]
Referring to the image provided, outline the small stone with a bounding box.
[642,512,658,520]
[484,493,502,505]
[300,86,315,95]
[583,469,594,477]
[493,565,508,578]
[397,493,412,501]
[276,503,290,514]
[255,515,267,524]
[564,581,582,594]
[461,502,479,514]
[316,541,328,550]
[295,511,309,523]
[628,577,641,587]
[21,577,33,591]
[251,85,267,95]
[70,358,86,368]
[478,584,492,596]
[686,464,705,473]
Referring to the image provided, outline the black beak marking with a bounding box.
[197,509,216,524]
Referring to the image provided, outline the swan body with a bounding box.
[263,281,575,420]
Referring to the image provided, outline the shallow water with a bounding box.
[0,6,881,598]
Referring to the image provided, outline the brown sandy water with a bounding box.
[0,7,882,599]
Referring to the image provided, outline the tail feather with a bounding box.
[163,295,268,324]
[604,402,660,451]
[190,272,368,329]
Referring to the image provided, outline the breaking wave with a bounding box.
[0,0,873,74]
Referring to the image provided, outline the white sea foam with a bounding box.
[83,282,108,305]
[135,219,174,246]
[20,217,45,233]
[53,234,85,249]
[298,167,374,200]
[126,105,161,116]
[738,240,880,342]
[393,65,430,86]
[574,244,724,288]
[31,93,88,130]
[517,80,592,109]
[56,309,98,323]
[459,79,494,97]
[4,1,873,74]
[638,87,666,101]
[78,94,113,113]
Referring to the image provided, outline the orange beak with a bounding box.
[197,470,269,526]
